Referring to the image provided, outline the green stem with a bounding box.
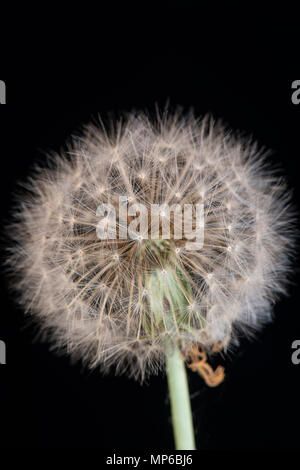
[166,344,196,450]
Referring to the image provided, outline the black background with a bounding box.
[1,50,300,450]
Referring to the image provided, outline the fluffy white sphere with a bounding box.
[7,111,294,380]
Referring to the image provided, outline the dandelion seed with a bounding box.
[188,302,196,312]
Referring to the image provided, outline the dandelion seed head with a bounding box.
[6,109,295,380]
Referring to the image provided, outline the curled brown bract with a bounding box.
[185,344,225,387]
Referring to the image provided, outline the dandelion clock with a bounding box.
[7,109,294,450]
